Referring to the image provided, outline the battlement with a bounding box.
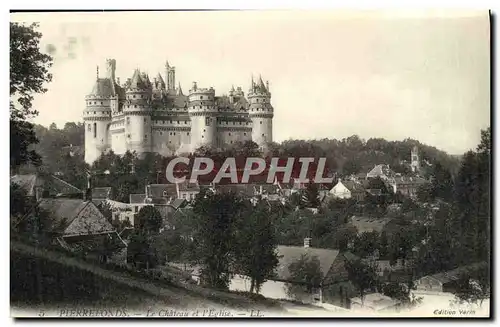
[84,59,274,164]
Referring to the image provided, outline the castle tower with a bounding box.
[411,146,420,173]
[166,61,176,93]
[123,69,153,155]
[187,81,216,151]
[248,75,274,148]
[84,66,112,164]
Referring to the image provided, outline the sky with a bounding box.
[10,10,490,155]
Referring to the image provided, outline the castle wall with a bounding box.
[84,62,274,162]
[251,116,273,145]
[84,99,112,164]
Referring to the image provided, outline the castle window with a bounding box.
[162,120,165,124]
[160,132,163,135]
[94,111,96,114]
[244,133,246,136]
[145,134,148,139]
[262,134,265,137]
[169,141,172,143]
[185,121,187,124]
[169,120,172,124]
[177,121,179,124]
[173,132,176,135]
[205,117,210,126]
[203,129,206,132]
[127,117,130,124]
[230,141,233,144]
[134,105,137,108]
[101,101,103,105]
[202,135,204,138]
[133,95,136,98]
[229,133,231,136]
[187,132,190,136]
[87,124,91,132]
[93,123,97,138]
[169,132,172,136]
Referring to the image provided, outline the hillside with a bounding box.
[22,123,462,184]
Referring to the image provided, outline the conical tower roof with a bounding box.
[177,82,183,96]
[156,72,166,88]
[129,69,147,90]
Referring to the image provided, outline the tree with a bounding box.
[303,183,320,208]
[127,230,158,269]
[416,183,435,203]
[286,254,323,301]
[10,22,53,170]
[136,206,163,234]
[233,201,279,294]
[353,231,379,258]
[331,224,358,252]
[381,282,422,308]
[454,265,490,308]
[345,259,378,306]
[342,160,361,176]
[193,192,244,290]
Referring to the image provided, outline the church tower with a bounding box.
[411,146,420,173]
[248,75,274,149]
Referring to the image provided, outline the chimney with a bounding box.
[304,237,311,248]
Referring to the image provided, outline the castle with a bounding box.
[83,59,274,164]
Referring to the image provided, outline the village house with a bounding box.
[414,262,488,294]
[229,239,355,307]
[329,179,366,202]
[11,173,84,200]
[176,180,200,201]
[19,198,127,264]
[386,176,428,199]
[91,186,113,206]
[366,164,396,181]
[129,193,148,214]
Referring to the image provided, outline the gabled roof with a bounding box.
[38,198,90,232]
[390,176,428,185]
[426,262,488,284]
[366,165,395,179]
[170,198,188,210]
[129,193,146,204]
[177,181,200,192]
[341,180,366,193]
[216,184,255,197]
[275,245,340,282]
[11,174,83,198]
[146,184,178,199]
[92,187,112,200]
